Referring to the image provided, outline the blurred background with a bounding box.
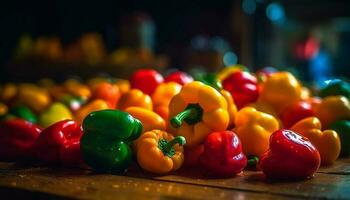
[0,0,349,85]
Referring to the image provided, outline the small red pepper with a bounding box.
[280,101,314,128]
[222,71,259,109]
[130,69,164,95]
[164,71,193,85]
[258,129,321,180]
[32,120,83,166]
[200,131,247,176]
[0,119,42,161]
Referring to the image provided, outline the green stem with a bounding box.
[247,156,259,167]
[170,104,203,128]
[163,136,186,153]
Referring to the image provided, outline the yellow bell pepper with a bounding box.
[0,83,17,103]
[17,84,51,113]
[315,95,350,128]
[220,89,237,128]
[234,107,279,157]
[168,81,229,146]
[114,79,130,95]
[259,72,302,113]
[0,102,8,116]
[39,102,73,128]
[137,129,185,174]
[64,79,91,100]
[152,82,182,121]
[125,107,166,132]
[75,99,109,123]
[290,117,340,165]
[118,89,152,111]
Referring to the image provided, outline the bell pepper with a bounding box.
[330,120,350,157]
[17,83,51,113]
[164,71,193,85]
[200,131,247,177]
[130,69,164,95]
[75,99,109,124]
[64,79,91,101]
[125,107,166,132]
[81,109,142,172]
[151,82,182,120]
[118,89,153,111]
[168,81,229,146]
[7,105,37,123]
[60,94,86,112]
[184,145,204,167]
[234,107,279,157]
[114,79,130,95]
[320,79,350,100]
[196,73,222,91]
[220,90,237,128]
[256,67,278,82]
[315,95,350,128]
[0,119,42,161]
[259,72,302,113]
[0,102,7,116]
[217,64,249,81]
[92,82,120,109]
[39,102,73,128]
[0,83,17,103]
[137,129,185,174]
[258,129,321,180]
[291,117,341,165]
[248,100,278,118]
[222,71,259,109]
[280,101,314,128]
[32,120,83,165]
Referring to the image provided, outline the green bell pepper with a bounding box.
[320,79,350,100]
[330,120,350,157]
[6,106,37,123]
[196,73,222,91]
[81,109,142,173]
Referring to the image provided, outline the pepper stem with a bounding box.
[170,104,203,128]
[247,156,259,167]
[159,136,186,157]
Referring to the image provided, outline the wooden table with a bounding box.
[1,159,350,199]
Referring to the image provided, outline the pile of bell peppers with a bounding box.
[0,66,349,180]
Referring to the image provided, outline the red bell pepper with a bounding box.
[130,69,164,95]
[184,145,204,167]
[280,101,314,128]
[164,71,193,85]
[0,119,42,161]
[200,131,247,176]
[258,129,321,180]
[222,71,259,109]
[32,120,83,166]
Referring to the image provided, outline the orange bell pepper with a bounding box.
[291,117,341,165]
[75,99,109,123]
[125,107,166,132]
[168,81,229,146]
[315,95,350,128]
[92,82,120,109]
[118,89,152,111]
[114,79,130,95]
[137,129,185,174]
[64,79,91,101]
[151,82,182,120]
[0,102,7,116]
[0,83,17,103]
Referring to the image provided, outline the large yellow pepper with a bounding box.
[291,117,340,165]
[137,130,185,174]
[118,89,152,111]
[125,107,166,132]
[168,81,229,146]
[75,99,109,123]
[220,89,237,128]
[152,82,182,121]
[259,72,302,113]
[17,84,51,113]
[315,95,350,128]
[234,107,279,157]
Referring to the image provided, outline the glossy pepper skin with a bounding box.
[81,109,142,172]
[234,107,279,157]
[200,131,247,177]
[125,107,166,132]
[39,103,73,128]
[60,95,86,112]
[315,96,350,128]
[137,130,185,174]
[280,101,314,128]
[118,89,153,111]
[222,71,259,109]
[168,81,229,147]
[151,82,182,120]
[32,120,83,165]
[217,64,249,81]
[330,120,350,156]
[75,99,109,124]
[7,105,37,123]
[197,73,222,91]
[92,82,120,109]
[130,69,164,95]
[259,72,302,113]
[258,129,321,180]
[320,79,350,99]
[291,117,340,165]
[0,119,42,161]
[164,71,193,85]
